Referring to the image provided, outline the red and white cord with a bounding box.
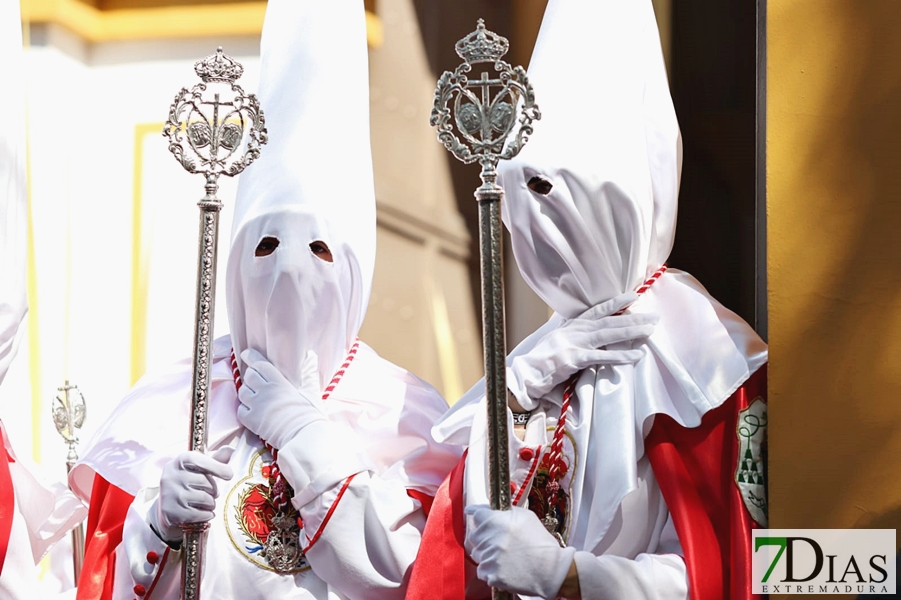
[230,340,360,509]
[541,265,667,504]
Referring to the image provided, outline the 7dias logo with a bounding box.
[753,529,896,595]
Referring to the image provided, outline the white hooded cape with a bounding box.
[71,1,460,598]
[434,0,767,558]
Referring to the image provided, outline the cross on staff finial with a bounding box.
[430,21,539,179]
[52,380,86,469]
[163,47,267,204]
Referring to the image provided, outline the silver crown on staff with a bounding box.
[431,19,540,169]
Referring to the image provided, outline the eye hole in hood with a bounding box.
[310,240,333,262]
[255,236,280,257]
[527,175,554,195]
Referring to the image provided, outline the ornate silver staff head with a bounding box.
[430,19,540,192]
[53,380,88,582]
[162,47,268,204]
[52,380,86,471]
[431,23,540,600]
[162,48,267,600]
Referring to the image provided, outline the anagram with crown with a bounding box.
[430,20,540,165]
[163,46,267,180]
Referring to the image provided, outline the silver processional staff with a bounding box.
[430,20,540,600]
[52,380,86,583]
[162,47,267,600]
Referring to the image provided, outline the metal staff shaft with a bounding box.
[65,455,86,583]
[479,176,512,600]
[163,47,267,600]
[430,20,539,600]
[181,184,221,600]
[476,165,511,514]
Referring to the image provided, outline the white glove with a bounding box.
[237,348,325,449]
[466,505,577,599]
[149,447,234,544]
[508,291,657,410]
[238,348,371,508]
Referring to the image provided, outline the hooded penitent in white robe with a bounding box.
[408,1,767,599]
[69,2,460,599]
[0,1,88,597]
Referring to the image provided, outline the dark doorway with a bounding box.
[668,0,766,338]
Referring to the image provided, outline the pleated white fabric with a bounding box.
[71,336,456,503]
[1,0,87,595]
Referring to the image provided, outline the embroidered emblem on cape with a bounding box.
[224,450,310,573]
[735,397,768,526]
[526,429,576,545]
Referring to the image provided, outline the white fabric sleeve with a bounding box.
[574,551,688,600]
[113,487,180,600]
[8,455,87,563]
[574,514,688,600]
[299,472,426,600]
[277,420,373,510]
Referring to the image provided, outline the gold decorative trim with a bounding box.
[25,118,42,462]
[21,0,383,47]
[424,274,463,403]
[223,448,312,574]
[130,122,163,385]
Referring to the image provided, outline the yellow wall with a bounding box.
[20,0,383,46]
[768,0,901,546]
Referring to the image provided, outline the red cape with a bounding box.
[75,476,133,600]
[0,427,15,574]
[406,365,767,600]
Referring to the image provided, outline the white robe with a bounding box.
[72,337,462,600]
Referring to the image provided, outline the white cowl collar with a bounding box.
[434,0,767,552]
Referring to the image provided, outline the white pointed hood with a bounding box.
[227,0,376,391]
[499,0,680,316]
[436,0,767,553]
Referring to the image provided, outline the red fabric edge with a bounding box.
[512,445,542,507]
[144,546,171,600]
[407,489,435,517]
[0,427,14,574]
[303,473,358,552]
[405,453,467,600]
[646,364,767,600]
[76,474,135,600]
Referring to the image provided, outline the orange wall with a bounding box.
[768,0,901,546]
